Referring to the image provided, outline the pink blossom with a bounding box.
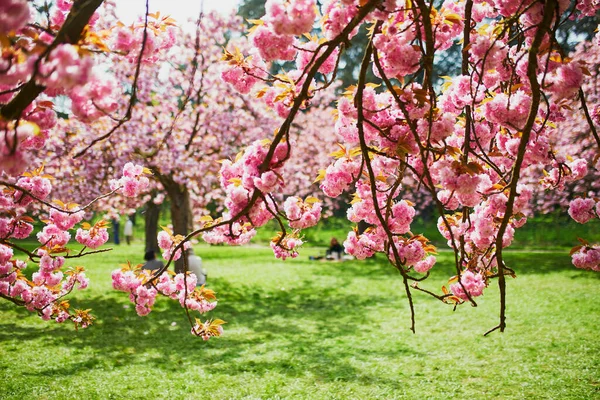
[546,62,583,100]
[70,75,118,122]
[296,41,340,75]
[26,105,57,131]
[388,201,416,234]
[253,170,281,193]
[174,273,197,293]
[110,163,150,198]
[373,33,421,78]
[320,158,361,197]
[157,231,191,261]
[221,65,259,94]
[157,231,173,250]
[0,244,13,264]
[576,0,600,16]
[482,91,531,130]
[37,224,71,248]
[413,256,437,274]
[265,0,316,36]
[322,0,359,40]
[39,255,65,273]
[75,226,109,249]
[344,230,379,260]
[450,270,486,300]
[571,246,600,271]
[568,198,597,224]
[284,196,322,229]
[271,236,303,260]
[40,44,93,91]
[566,158,588,181]
[0,0,30,34]
[252,26,296,61]
[203,222,257,246]
[14,176,52,206]
[49,209,85,231]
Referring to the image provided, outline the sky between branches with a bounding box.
[116,0,241,28]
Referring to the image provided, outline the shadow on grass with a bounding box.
[502,252,600,277]
[2,249,595,387]
[307,251,595,280]
[0,274,418,385]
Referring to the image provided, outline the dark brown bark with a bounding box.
[144,200,160,254]
[159,175,191,274]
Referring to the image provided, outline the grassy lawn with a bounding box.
[252,215,600,250]
[0,244,599,399]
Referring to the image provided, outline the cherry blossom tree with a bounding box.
[0,0,224,339]
[214,0,600,335]
[38,8,337,269]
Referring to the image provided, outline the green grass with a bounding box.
[252,215,600,250]
[1,244,599,399]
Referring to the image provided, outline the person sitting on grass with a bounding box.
[142,250,164,271]
[326,238,344,260]
[187,248,207,286]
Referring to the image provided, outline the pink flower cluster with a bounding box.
[575,0,600,17]
[571,246,600,271]
[270,235,303,260]
[221,47,267,94]
[343,229,381,260]
[296,41,340,75]
[250,0,315,62]
[202,220,258,246]
[109,162,151,198]
[70,75,119,122]
[568,198,599,224]
[0,121,45,176]
[49,0,76,28]
[157,230,191,261]
[0,164,119,327]
[210,139,295,245]
[75,221,109,249]
[413,256,437,274]
[373,31,421,78]
[265,0,316,36]
[39,44,93,91]
[540,157,589,190]
[0,248,89,323]
[0,0,30,34]
[111,17,177,64]
[13,173,52,207]
[50,208,85,231]
[437,190,525,252]
[322,0,359,40]
[112,267,218,322]
[283,196,322,229]
[37,223,71,248]
[319,157,361,197]
[450,270,486,301]
[545,62,584,101]
[253,25,297,62]
[482,91,532,130]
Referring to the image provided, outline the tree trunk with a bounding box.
[160,175,191,274]
[144,199,160,254]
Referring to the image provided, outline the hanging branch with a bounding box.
[485,0,558,336]
[579,87,600,149]
[0,0,105,121]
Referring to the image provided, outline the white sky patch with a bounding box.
[115,0,241,28]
